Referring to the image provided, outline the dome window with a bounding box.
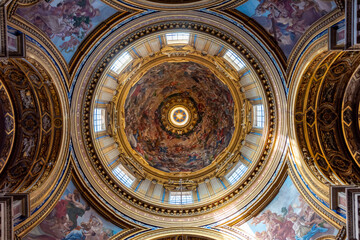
[165,33,190,44]
[94,108,106,132]
[110,52,132,74]
[253,104,265,128]
[169,191,193,204]
[112,164,135,188]
[226,163,248,185]
[224,49,245,71]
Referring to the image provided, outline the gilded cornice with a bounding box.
[24,42,70,208]
[100,0,137,12]
[287,36,332,201]
[11,0,39,8]
[129,227,239,240]
[108,0,246,11]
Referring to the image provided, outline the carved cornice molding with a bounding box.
[107,0,246,11]
[129,227,238,240]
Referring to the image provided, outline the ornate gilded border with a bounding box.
[129,227,239,240]
[12,40,71,235]
[107,0,245,11]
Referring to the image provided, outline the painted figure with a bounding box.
[237,0,335,57]
[247,178,337,240]
[24,181,122,240]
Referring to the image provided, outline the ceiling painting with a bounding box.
[125,61,235,173]
[236,0,336,58]
[237,177,338,239]
[23,180,123,240]
[3,1,350,238]
[16,0,118,63]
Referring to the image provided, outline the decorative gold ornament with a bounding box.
[159,94,200,136]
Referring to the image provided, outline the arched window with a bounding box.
[110,52,132,74]
[253,104,265,128]
[224,49,245,71]
[94,108,106,132]
[112,164,135,188]
[169,191,193,204]
[226,163,248,185]
[165,33,190,44]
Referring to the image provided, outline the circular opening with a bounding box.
[169,106,190,127]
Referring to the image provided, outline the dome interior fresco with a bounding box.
[124,61,235,173]
[2,0,354,240]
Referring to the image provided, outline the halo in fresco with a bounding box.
[125,62,235,173]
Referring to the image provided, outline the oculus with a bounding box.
[159,94,201,136]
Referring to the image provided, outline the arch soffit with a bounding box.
[12,42,71,235]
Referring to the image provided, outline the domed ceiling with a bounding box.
[124,61,234,173]
[0,0,351,239]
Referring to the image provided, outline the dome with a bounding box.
[82,27,276,216]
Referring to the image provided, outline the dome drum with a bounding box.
[74,17,283,226]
